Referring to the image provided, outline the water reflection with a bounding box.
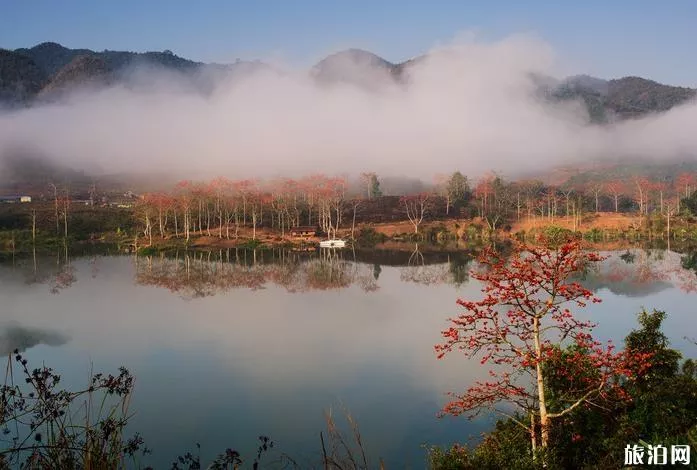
[5,245,697,298]
[2,243,118,295]
[131,246,477,298]
[128,246,697,299]
[1,245,696,467]
[134,248,382,298]
[0,324,69,354]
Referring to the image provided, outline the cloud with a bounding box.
[0,32,696,182]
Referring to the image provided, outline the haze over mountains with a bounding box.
[1,41,696,121]
[1,36,697,185]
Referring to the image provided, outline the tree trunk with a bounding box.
[198,200,203,234]
[533,317,550,448]
[660,191,664,214]
[31,210,36,244]
[351,203,358,239]
[667,211,671,251]
[63,203,68,239]
[530,413,537,458]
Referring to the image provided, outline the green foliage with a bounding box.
[541,225,576,247]
[68,208,137,240]
[582,227,604,242]
[682,191,697,217]
[0,209,30,230]
[237,238,265,250]
[434,309,697,470]
[429,419,538,470]
[622,310,697,440]
[136,245,160,256]
[447,171,470,208]
[369,173,383,198]
[463,224,483,240]
[428,444,475,470]
[427,224,456,243]
[356,227,387,247]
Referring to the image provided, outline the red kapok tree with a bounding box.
[435,239,651,456]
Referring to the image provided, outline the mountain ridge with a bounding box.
[1,42,696,122]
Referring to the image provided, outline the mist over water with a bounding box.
[1,33,697,181]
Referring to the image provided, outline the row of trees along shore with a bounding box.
[128,170,697,244]
[13,170,697,246]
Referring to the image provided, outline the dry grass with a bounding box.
[509,212,638,233]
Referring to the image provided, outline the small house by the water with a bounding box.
[289,226,318,238]
[0,195,31,203]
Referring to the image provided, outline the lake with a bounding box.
[1,245,696,468]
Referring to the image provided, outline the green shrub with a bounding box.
[356,227,387,246]
[428,444,474,470]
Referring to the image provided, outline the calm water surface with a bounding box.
[1,246,696,468]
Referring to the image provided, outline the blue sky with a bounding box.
[2,0,697,86]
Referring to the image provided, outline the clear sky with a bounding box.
[2,0,697,86]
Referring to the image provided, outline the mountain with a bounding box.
[1,42,696,121]
[548,75,696,122]
[0,49,47,107]
[0,43,268,106]
[14,42,200,78]
[605,76,696,118]
[0,147,93,193]
[312,48,404,89]
[14,42,95,77]
[37,54,112,101]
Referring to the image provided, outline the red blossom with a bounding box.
[435,239,651,444]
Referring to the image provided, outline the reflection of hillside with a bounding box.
[0,324,69,354]
[583,249,690,297]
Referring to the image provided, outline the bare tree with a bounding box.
[350,199,362,239]
[401,193,430,234]
[49,183,59,236]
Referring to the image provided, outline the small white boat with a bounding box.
[319,239,346,248]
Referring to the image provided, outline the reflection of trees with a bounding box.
[678,251,697,293]
[448,253,471,287]
[134,248,381,298]
[399,243,472,286]
[306,248,352,290]
[10,244,79,294]
[586,249,697,295]
[583,250,670,296]
[372,264,381,281]
[135,251,266,299]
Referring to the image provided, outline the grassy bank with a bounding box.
[4,203,697,255]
